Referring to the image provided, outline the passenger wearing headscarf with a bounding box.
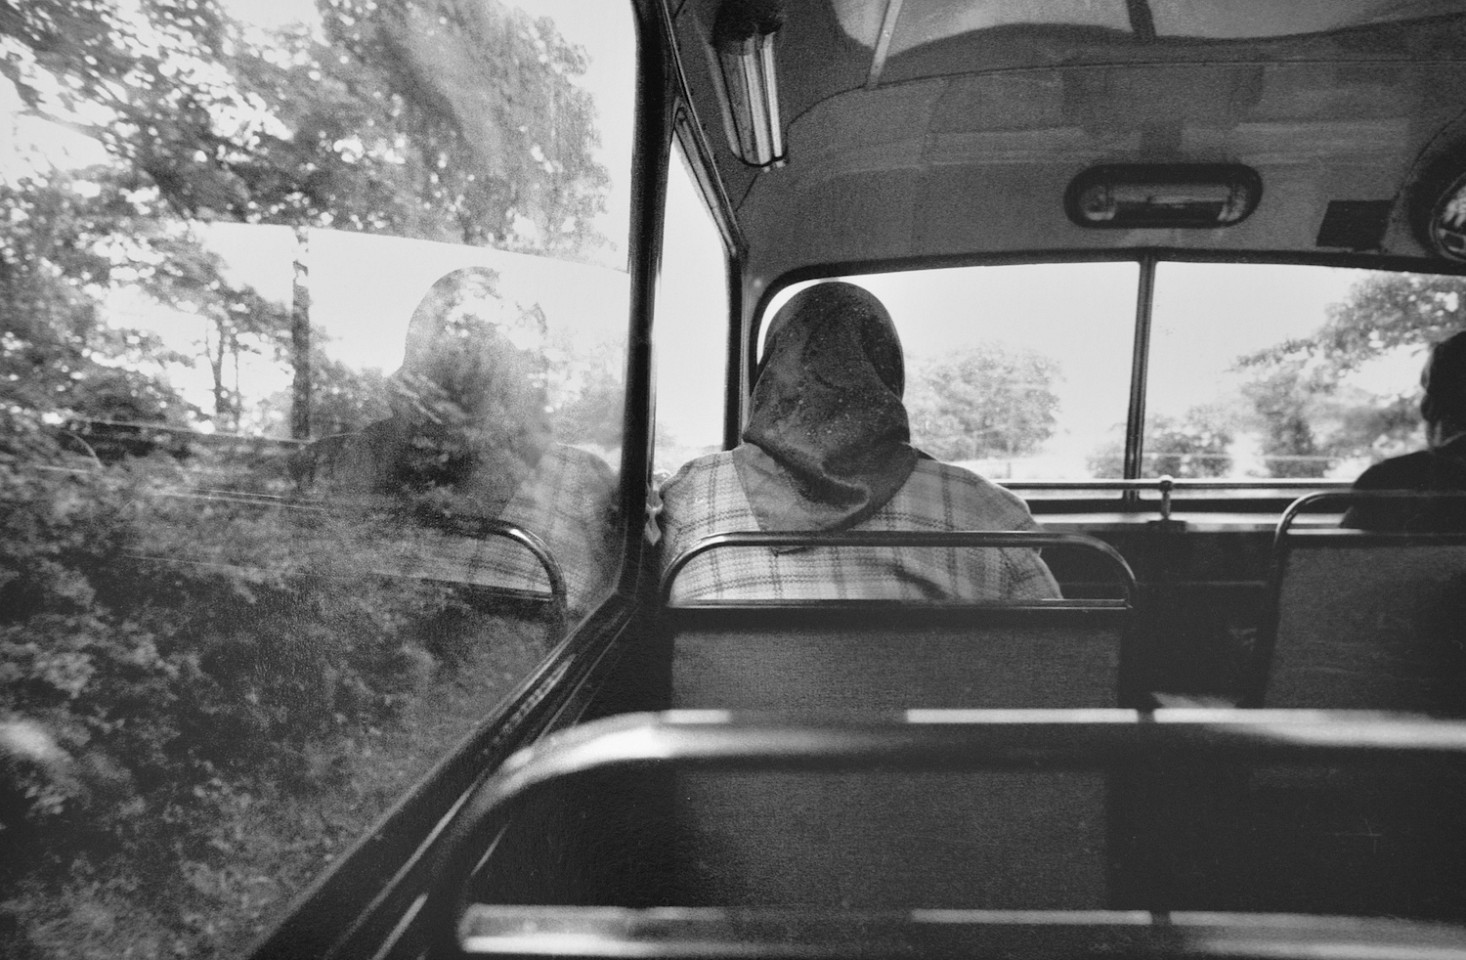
[658,281,1060,602]
[302,266,618,614]
[1342,329,1466,531]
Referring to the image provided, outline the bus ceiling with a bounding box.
[669,0,1466,298]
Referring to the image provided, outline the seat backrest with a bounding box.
[1251,497,1466,711]
[660,531,1138,710]
[668,604,1129,709]
[430,712,1466,927]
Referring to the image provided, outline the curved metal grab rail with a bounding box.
[418,515,569,613]
[660,530,1138,607]
[1006,479,1351,492]
[1006,478,1351,523]
[422,709,1466,957]
[1241,490,1466,707]
[1275,489,1466,543]
[126,506,567,611]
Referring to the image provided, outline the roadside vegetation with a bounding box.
[0,424,548,958]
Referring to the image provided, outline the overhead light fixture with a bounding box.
[1065,164,1262,229]
[712,0,786,168]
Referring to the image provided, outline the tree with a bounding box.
[1238,364,1330,478]
[0,171,198,432]
[1235,272,1465,469]
[1086,405,1235,478]
[3,0,609,251]
[1249,273,1466,374]
[905,344,1061,461]
[4,0,612,440]
[320,0,611,253]
[1146,407,1235,478]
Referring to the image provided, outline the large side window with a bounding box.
[1,1,633,956]
[764,264,1138,479]
[654,137,730,477]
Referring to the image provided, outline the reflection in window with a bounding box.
[766,263,1137,479]
[0,1,633,956]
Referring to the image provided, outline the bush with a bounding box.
[0,444,486,875]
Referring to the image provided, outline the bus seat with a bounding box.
[667,606,1128,709]
[1201,498,1466,922]
[1248,493,1466,711]
[428,712,1466,937]
[659,531,1137,710]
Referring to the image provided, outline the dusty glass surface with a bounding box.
[0,0,633,956]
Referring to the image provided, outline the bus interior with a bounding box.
[5,1,1466,959]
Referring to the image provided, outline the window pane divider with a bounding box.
[1122,254,1157,503]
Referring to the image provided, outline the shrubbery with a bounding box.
[0,423,528,955]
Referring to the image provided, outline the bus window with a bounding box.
[1146,263,1439,481]
[654,139,730,477]
[0,0,634,956]
[764,263,1137,479]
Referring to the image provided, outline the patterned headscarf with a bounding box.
[731,281,919,531]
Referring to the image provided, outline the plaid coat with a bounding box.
[658,452,1060,603]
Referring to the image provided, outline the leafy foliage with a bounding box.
[1244,273,1466,375]
[0,431,545,955]
[3,0,608,252]
[906,344,1062,460]
[1086,405,1235,479]
[1234,272,1461,472]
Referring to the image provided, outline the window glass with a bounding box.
[655,140,730,477]
[1,0,633,956]
[764,263,1138,479]
[1146,262,1442,480]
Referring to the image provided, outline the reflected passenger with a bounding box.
[658,281,1060,602]
[304,267,617,614]
[1342,329,1466,531]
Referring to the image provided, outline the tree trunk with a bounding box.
[290,226,311,441]
[209,320,227,424]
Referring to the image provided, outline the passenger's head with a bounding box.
[755,280,905,401]
[1421,330,1466,443]
[395,266,548,429]
[737,281,916,530]
[386,267,551,497]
